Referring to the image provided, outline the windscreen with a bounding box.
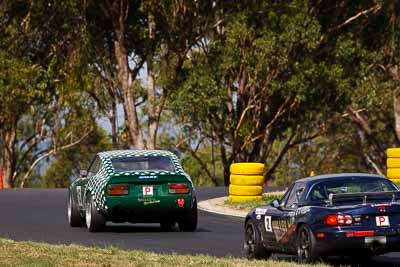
[111,156,175,172]
[308,177,398,202]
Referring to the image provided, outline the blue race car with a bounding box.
[244,173,400,263]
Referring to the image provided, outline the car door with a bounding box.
[262,184,293,251]
[78,156,101,208]
[267,182,305,253]
[280,182,305,253]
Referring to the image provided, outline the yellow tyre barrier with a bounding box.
[229,184,263,196]
[230,163,264,175]
[387,158,400,168]
[387,168,400,179]
[389,178,400,184]
[228,195,263,202]
[387,148,400,158]
[230,174,264,186]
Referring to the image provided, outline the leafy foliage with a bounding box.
[1,1,400,187]
[40,127,111,188]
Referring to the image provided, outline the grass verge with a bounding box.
[0,238,331,267]
[224,192,284,212]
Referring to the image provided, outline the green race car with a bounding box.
[68,150,197,232]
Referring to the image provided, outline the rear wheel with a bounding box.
[85,193,106,232]
[68,191,85,227]
[244,220,271,260]
[297,224,319,263]
[178,200,197,232]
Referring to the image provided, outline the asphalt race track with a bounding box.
[0,187,399,266]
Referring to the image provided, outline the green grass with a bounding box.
[0,238,331,267]
[224,192,284,211]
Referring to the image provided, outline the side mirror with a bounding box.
[271,199,280,208]
[80,170,88,178]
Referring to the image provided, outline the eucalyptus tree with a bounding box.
[0,0,94,188]
[170,1,355,185]
[315,1,400,174]
[86,0,217,149]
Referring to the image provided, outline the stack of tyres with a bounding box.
[387,148,400,184]
[228,163,265,202]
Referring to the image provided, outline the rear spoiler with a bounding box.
[328,191,400,207]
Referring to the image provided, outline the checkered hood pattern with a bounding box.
[87,150,191,211]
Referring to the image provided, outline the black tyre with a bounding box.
[297,224,319,263]
[178,200,197,232]
[85,193,106,232]
[160,221,176,232]
[68,191,85,227]
[244,220,271,260]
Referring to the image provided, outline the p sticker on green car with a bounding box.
[143,186,153,196]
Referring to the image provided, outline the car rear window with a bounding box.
[308,177,397,202]
[111,156,175,172]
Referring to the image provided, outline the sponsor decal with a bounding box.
[288,212,296,223]
[143,186,153,196]
[295,206,310,216]
[143,199,161,206]
[255,208,268,215]
[279,224,297,244]
[138,197,156,202]
[256,214,261,220]
[138,175,158,179]
[265,216,272,232]
[272,218,292,242]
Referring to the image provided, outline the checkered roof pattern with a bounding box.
[87,150,190,211]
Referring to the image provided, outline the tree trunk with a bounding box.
[391,63,400,143]
[147,8,157,149]
[223,162,230,186]
[393,93,400,142]
[220,144,231,186]
[2,128,16,188]
[110,98,118,147]
[113,1,144,149]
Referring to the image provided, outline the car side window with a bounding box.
[285,183,305,209]
[280,184,294,207]
[88,156,101,177]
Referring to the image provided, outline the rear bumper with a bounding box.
[315,232,400,255]
[106,206,193,223]
[104,194,195,223]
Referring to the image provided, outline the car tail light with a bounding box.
[325,214,353,226]
[108,185,129,195]
[375,204,389,211]
[169,184,189,194]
